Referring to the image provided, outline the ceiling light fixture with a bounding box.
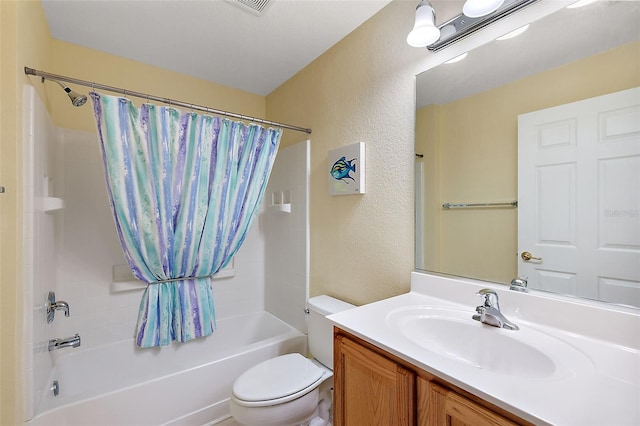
[496,23,529,40]
[407,1,441,48]
[424,0,539,52]
[463,0,506,18]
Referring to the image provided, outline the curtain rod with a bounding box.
[24,67,312,135]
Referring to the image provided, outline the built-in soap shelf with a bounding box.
[110,260,237,293]
[43,197,64,212]
[268,203,291,213]
[268,190,291,214]
[110,264,145,292]
[43,177,64,212]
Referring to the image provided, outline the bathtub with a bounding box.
[27,311,307,426]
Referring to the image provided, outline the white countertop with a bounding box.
[328,272,640,425]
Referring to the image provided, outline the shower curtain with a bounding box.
[90,93,281,347]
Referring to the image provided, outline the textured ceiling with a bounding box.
[42,0,393,96]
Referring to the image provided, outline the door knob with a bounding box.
[521,251,542,262]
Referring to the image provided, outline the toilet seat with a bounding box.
[232,353,325,408]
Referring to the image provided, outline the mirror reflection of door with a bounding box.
[518,87,640,307]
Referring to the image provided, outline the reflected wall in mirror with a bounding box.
[415,1,640,307]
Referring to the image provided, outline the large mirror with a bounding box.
[415,0,640,308]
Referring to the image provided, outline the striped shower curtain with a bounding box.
[90,93,281,347]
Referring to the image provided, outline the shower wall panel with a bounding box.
[22,85,63,421]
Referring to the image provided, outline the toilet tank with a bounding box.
[307,295,355,369]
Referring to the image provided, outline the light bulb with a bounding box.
[407,1,441,47]
[463,0,505,18]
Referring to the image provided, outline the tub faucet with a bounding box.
[46,291,70,324]
[472,289,519,330]
[52,300,70,316]
[48,333,81,351]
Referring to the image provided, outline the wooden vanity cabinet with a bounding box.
[333,332,415,425]
[423,379,519,426]
[334,328,528,426]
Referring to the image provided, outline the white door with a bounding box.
[518,87,640,307]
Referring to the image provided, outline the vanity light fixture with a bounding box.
[496,23,529,40]
[463,0,505,18]
[407,1,441,47]
[407,0,539,51]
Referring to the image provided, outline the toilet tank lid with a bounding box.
[307,295,355,316]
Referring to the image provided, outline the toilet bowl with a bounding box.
[229,295,355,426]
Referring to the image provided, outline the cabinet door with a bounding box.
[334,335,415,426]
[425,380,519,426]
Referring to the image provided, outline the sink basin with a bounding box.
[386,306,593,379]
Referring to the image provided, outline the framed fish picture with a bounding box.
[328,142,365,196]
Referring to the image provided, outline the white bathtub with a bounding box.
[27,312,307,426]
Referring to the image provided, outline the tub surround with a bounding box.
[329,271,640,425]
[22,85,62,420]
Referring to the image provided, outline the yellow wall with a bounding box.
[417,41,640,284]
[266,1,428,306]
[49,40,266,132]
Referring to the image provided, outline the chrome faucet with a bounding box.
[510,276,528,292]
[472,289,519,330]
[47,291,70,324]
[48,333,81,351]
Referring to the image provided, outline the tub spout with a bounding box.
[49,333,81,351]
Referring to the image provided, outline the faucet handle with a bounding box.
[46,291,70,324]
[510,276,528,292]
[476,288,500,309]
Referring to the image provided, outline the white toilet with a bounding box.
[229,295,355,426]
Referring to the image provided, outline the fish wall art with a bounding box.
[328,142,365,196]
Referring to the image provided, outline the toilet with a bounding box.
[229,295,355,426]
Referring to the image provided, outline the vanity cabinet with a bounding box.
[423,379,518,426]
[334,329,528,426]
[333,332,415,425]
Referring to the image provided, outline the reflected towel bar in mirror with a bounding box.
[442,201,518,209]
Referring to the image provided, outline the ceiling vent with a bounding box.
[225,0,273,16]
